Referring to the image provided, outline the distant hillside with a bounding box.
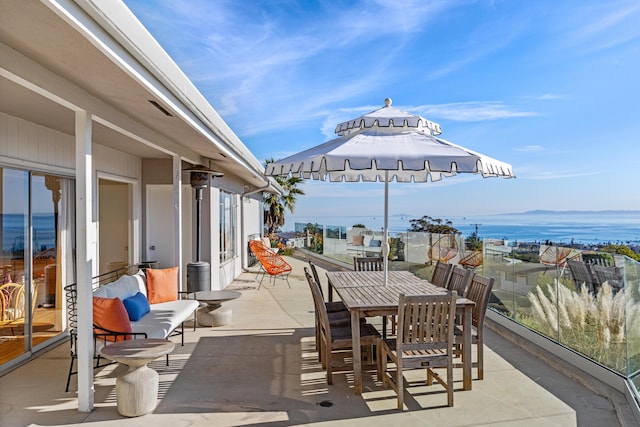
[502,210,640,216]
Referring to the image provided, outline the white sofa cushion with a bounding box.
[130,299,199,339]
[92,273,146,299]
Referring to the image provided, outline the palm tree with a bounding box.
[264,158,305,234]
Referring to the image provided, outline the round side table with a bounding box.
[193,290,241,326]
[100,338,175,417]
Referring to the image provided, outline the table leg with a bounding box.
[197,303,232,326]
[351,310,362,395]
[462,305,472,391]
[116,361,159,417]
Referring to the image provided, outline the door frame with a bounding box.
[96,172,139,272]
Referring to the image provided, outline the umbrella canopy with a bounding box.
[265,99,515,282]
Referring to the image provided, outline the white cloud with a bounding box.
[415,102,538,122]
[536,94,567,100]
[555,1,640,55]
[522,170,600,180]
[126,0,467,138]
[515,145,545,152]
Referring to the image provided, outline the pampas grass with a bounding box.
[526,280,640,373]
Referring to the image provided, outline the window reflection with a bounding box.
[1,168,74,366]
[220,191,236,262]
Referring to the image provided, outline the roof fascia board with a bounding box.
[55,0,269,178]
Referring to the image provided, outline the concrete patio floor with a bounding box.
[0,254,634,426]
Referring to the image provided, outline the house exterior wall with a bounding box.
[243,194,263,262]
[1,111,142,181]
[1,109,262,310]
[0,112,75,172]
[1,1,278,409]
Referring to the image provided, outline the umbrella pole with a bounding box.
[383,171,389,285]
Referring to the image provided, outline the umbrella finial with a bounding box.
[384,98,392,107]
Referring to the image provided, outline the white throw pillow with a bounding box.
[99,275,140,300]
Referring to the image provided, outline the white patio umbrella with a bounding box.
[265,99,515,284]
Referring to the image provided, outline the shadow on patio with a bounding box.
[0,254,629,426]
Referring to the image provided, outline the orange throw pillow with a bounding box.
[92,297,132,342]
[146,266,179,304]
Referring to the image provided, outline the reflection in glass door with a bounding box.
[0,169,28,364]
[0,168,75,367]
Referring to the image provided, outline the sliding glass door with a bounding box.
[0,168,74,367]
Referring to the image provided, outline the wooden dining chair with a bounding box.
[453,273,495,380]
[567,260,599,293]
[304,269,380,384]
[431,261,452,288]
[446,266,471,297]
[591,264,624,293]
[353,256,391,332]
[304,267,351,326]
[379,292,457,409]
[304,267,355,360]
[308,261,348,313]
[353,256,384,271]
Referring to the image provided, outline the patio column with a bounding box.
[75,110,96,412]
[173,156,183,289]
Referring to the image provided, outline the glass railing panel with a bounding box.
[484,238,637,376]
[625,256,640,378]
[404,231,430,264]
[321,224,346,260]
[287,220,640,406]
[551,252,632,374]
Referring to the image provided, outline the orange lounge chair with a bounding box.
[459,250,483,269]
[429,234,459,264]
[249,239,292,289]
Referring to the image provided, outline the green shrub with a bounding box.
[526,280,640,373]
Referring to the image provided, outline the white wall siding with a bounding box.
[0,112,142,181]
[93,144,141,181]
[0,112,74,171]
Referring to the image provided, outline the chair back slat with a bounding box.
[591,265,624,292]
[466,273,495,329]
[397,293,456,353]
[304,267,331,341]
[446,266,471,297]
[567,260,598,291]
[308,261,325,299]
[353,256,384,271]
[431,261,452,288]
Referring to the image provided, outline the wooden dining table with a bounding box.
[326,270,475,395]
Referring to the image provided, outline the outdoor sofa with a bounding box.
[64,265,198,392]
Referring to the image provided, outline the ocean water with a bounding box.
[286,212,640,245]
[4,212,640,253]
[1,213,55,252]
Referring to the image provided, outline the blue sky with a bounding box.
[125,0,640,220]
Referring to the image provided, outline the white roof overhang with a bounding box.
[0,0,280,192]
